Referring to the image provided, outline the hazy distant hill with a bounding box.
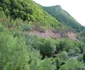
[43,5,85,32]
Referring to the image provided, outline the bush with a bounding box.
[29,57,56,70]
[68,49,75,56]
[0,31,30,70]
[74,47,81,55]
[39,38,56,58]
[0,24,4,32]
[55,39,74,53]
[55,57,64,70]
[21,24,33,31]
[59,59,84,70]
[58,51,68,60]
[40,58,56,70]
[77,54,83,62]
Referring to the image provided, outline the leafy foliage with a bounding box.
[59,59,85,70]
[43,5,85,32]
[0,0,85,70]
[0,31,30,70]
[0,0,63,30]
[39,38,56,58]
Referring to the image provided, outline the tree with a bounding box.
[59,59,84,70]
[39,38,56,58]
[0,31,30,70]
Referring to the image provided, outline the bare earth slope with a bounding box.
[24,29,77,40]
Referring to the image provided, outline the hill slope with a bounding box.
[0,0,64,30]
[43,5,85,32]
[0,0,77,32]
[1,0,85,70]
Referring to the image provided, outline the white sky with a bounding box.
[33,0,85,26]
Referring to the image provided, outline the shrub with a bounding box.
[59,59,84,70]
[68,49,75,56]
[0,24,4,32]
[55,39,74,53]
[40,58,56,70]
[0,31,30,70]
[58,51,68,60]
[39,38,56,58]
[22,24,33,31]
[77,54,83,62]
[74,47,81,55]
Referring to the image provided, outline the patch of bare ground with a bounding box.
[24,29,77,40]
[66,32,77,40]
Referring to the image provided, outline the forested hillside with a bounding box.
[0,0,66,30]
[43,5,85,32]
[0,0,85,70]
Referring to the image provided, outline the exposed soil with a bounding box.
[24,29,77,40]
[66,32,77,40]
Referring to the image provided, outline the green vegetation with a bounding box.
[0,0,63,30]
[0,0,85,70]
[43,5,85,32]
[0,23,85,70]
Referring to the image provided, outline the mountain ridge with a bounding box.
[43,5,85,32]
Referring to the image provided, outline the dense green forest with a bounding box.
[0,0,62,29]
[0,0,85,70]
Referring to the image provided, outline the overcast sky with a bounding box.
[33,0,85,26]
